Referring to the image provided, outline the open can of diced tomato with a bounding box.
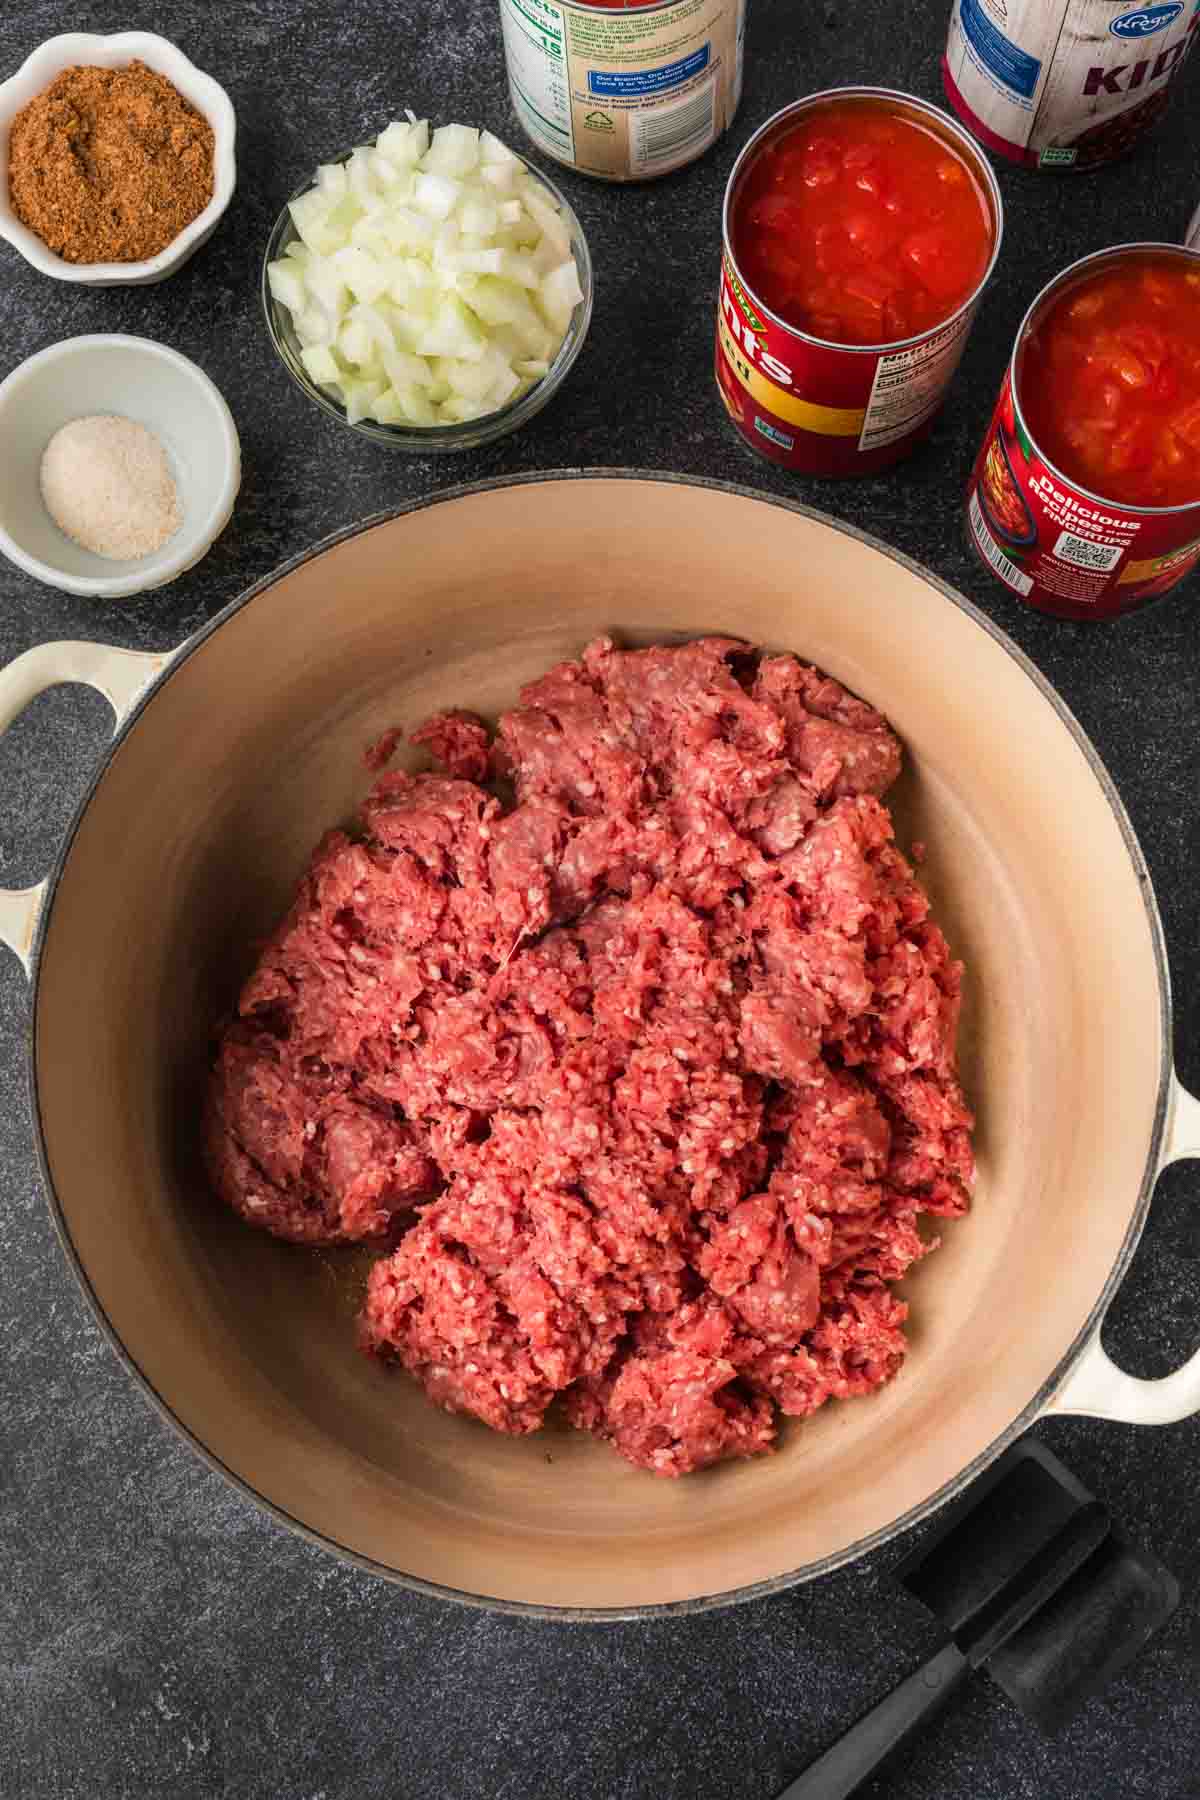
[715,87,1004,477]
[967,243,1200,621]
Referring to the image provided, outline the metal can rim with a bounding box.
[1009,240,1200,521]
[720,86,1006,357]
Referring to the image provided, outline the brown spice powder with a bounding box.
[8,60,215,264]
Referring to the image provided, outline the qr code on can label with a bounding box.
[1052,531,1123,573]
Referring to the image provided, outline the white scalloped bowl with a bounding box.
[0,31,236,285]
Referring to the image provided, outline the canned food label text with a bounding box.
[859,314,975,451]
[966,370,1200,617]
[716,254,980,472]
[942,0,1199,167]
[499,0,745,180]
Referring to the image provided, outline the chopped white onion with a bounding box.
[540,259,586,332]
[413,171,463,220]
[267,260,306,315]
[343,378,385,425]
[522,181,570,257]
[425,124,480,178]
[479,129,518,167]
[317,161,348,202]
[300,344,340,386]
[271,117,584,428]
[478,160,520,196]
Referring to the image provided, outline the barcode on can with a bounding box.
[970,490,1033,595]
[1052,530,1123,572]
[631,78,716,171]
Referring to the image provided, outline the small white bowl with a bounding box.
[0,334,241,598]
[0,32,236,285]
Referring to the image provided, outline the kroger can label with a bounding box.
[715,90,1003,478]
[498,0,745,182]
[966,248,1200,620]
[942,0,1200,169]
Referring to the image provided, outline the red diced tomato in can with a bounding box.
[715,87,1002,478]
[966,244,1200,620]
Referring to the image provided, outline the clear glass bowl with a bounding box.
[261,145,593,452]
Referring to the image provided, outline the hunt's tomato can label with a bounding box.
[942,0,1200,170]
[966,244,1200,620]
[498,0,746,182]
[715,89,1003,477]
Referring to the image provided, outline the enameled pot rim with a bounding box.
[24,469,1174,1621]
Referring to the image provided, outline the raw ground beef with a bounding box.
[205,637,974,1476]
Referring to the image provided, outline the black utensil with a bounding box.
[899,1437,1094,1633]
[984,1527,1181,1734]
[903,1439,1181,1737]
[777,1461,1112,1800]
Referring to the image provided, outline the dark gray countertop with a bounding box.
[2,4,1198,1797]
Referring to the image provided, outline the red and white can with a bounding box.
[966,244,1200,621]
[942,0,1200,171]
[714,89,1003,478]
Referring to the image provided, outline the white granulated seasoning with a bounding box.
[40,414,181,561]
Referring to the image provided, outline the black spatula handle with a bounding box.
[775,1639,968,1800]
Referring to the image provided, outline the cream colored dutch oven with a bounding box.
[3,474,1198,1617]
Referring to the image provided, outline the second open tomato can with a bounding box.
[966,242,1200,621]
[715,87,1004,477]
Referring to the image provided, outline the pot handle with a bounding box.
[0,640,175,978]
[1046,1073,1200,1426]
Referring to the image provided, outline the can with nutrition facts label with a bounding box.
[497,0,745,182]
[967,244,1200,620]
[714,89,1004,477]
